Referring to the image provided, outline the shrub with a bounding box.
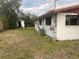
[0,20,4,32]
[0,16,9,30]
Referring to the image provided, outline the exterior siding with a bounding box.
[35,13,79,40]
[35,16,57,39]
[35,4,79,40]
[57,13,79,40]
[21,20,25,28]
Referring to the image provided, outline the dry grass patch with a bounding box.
[0,27,79,59]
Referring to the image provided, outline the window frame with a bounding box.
[39,19,42,25]
[45,16,52,25]
[65,15,79,26]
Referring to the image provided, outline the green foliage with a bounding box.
[26,13,37,27]
[0,20,4,32]
[25,16,34,27]
[19,12,37,27]
[0,0,22,29]
[0,0,36,29]
[0,16,9,30]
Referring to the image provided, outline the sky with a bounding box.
[20,0,79,16]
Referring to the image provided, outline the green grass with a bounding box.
[0,27,79,59]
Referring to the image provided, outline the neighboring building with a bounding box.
[35,4,79,40]
[17,20,25,28]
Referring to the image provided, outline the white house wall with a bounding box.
[21,20,25,28]
[39,19,44,29]
[44,17,57,38]
[57,13,79,40]
[35,16,57,38]
[35,19,44,32]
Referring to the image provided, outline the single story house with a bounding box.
[17,19,25,28]
[35,4,79,40]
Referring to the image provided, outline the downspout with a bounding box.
[52,0,58,41]
[52,14,57,40]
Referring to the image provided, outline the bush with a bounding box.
[8,19,17,29]
[0,20,4,32]
[0,16,9,30]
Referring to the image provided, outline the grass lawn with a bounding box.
[0,27,79,59]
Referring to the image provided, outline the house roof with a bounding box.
[37,4,79,20]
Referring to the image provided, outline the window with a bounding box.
[46,17,51,25]
[39,19,42,25]
[66,15,79,25]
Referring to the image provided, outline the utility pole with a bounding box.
[53,0,57,10]
[52,0,58,41]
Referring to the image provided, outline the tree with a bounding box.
[19,11,37,27]
[0,0,22,29]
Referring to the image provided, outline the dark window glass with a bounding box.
[70,18,77,25]
[39,19,42,25]
[77,16,79,25]
[66,15,79,25]
[46,17,51,25]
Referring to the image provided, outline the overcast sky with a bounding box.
[21,0,79,16]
